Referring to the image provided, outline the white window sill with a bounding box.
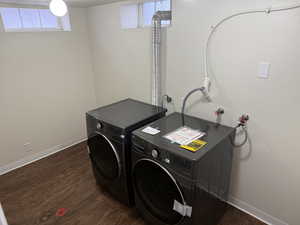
[3,28,71,32]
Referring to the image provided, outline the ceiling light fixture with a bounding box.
[49,0,68,17]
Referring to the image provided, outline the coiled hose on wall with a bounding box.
[230,125,248,148]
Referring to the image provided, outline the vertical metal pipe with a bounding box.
[151,11,171,106]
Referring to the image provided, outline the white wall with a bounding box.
[0,8,96,168]
[88,3,153,105]
[88,1,300,224]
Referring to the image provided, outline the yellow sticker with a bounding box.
[180,139,207,152]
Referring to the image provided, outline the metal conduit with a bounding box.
[151,11,171,106]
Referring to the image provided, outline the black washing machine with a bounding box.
[86,99,167,206]
[131,113,235,225]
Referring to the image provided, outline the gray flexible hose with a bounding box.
[181,87,205,126]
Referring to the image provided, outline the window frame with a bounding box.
[119,3,140,29]
[120,0,172,29]
[140,0,172,28]
[0,7,71,33]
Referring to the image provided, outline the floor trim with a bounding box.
[0,203,8,225]
[0,138,87,176]
[228,196,288,225]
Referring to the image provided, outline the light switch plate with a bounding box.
[258,62,270,79]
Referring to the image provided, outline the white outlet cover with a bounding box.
[258,62,270,79]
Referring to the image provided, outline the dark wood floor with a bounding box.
[0,142,266,225]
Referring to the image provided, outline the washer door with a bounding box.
[88,132,121,180]
[133,159,185,225]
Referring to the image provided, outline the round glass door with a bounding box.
[133,159,184,225]
[88,132,120,180]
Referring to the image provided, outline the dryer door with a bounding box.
[88,132,121,181]
[133,159,185,225]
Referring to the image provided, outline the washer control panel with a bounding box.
[151,148,171,165]
[132,135,194,177]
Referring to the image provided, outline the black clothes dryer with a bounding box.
[131,113,235,225]
[86,99,166,206]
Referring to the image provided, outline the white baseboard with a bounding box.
[228,196,288,225]
[0,203,8,225]
[0,138,87,176]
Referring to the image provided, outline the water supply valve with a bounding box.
[214,108,224,126]
[165,95,172,103]
[238,114,249,127]
[215,108,225,116]
[203,77,211,92]
[201,77,211,101]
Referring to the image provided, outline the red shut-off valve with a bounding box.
[238,114,249,127]
[215,108,225,116]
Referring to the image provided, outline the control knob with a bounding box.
[152,149,159,158]
[96,122,102,130]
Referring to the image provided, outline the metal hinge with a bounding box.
[173,200,192,217]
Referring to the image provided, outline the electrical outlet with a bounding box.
[258,62,270,79]
[24,142,33,152]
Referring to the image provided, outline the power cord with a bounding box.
[161,94,172,108]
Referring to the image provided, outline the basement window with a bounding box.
[120,4,139,29]
[120,0,171,29]
[0,7,71,32]
[142,0,171,26]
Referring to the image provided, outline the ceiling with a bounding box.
[0,0,126,7]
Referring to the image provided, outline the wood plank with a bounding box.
[0,142,265,225]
